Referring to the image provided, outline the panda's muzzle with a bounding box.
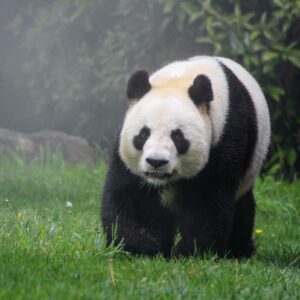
[146,158,169,169]
[144,171,174,180]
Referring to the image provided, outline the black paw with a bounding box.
[230,240,256,259]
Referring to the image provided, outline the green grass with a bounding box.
[0,153,299,299]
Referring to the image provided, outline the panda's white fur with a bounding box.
[119,56,270,197]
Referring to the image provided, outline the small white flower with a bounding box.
[5,199,9,203]
[65,201,73,208]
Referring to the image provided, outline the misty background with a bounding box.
[0,0,299,174]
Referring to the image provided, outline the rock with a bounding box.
[0,129,96,165]
[30,130,97,165]
[0,129,34,153]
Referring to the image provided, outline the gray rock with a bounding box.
[0,129,96,165]
[0,129,34,153]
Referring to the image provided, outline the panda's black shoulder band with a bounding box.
[126,70,151,100]
[188,74,213,107]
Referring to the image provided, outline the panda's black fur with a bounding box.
[101,58,265,258]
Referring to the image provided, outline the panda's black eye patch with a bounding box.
[171,129,190,154]
[133,126,150,150]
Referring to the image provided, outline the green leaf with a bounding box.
[268,162,281,175]
[250,55,259,66]
[286,149,297,167]
[266,85,285,102]
[273,0,284,7]
[180,2,198,16]
[262,63,275,74]
[234,3,241,18]
[262,51,279,62]
[260,13,267,27]
[229,32,244,53]
[243,21,254,31]
[252,41,264,52]
[263,30,273,40]
[195,37,214,44]
[283,21,291,33]
[163,2,175,13]
[286,50,300,68]
[243,56,251,68]
[287,56,300,68]
[189,11,203,23]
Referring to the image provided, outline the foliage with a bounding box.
[0,155,299,298]
[1,0,300,174]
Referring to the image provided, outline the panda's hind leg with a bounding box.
[229,189,256,258]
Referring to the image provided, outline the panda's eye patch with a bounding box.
[133,126,150,150]
[171,129,190,154]
[171,130,184,142]
[140,127,150,139]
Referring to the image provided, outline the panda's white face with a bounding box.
[119,88,212,186]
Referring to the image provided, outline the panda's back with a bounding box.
[217,57,270,197]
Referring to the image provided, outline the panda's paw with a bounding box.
[230,239,256,259]
[122,229,162,257]
[172,240,196,258]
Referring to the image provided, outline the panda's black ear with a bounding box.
[188,74,213,107]
[126,70,151,100]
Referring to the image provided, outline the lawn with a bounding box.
[0,154,299,299]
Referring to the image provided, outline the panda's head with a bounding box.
[119,67,214,186]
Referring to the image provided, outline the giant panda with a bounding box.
[101,56,270,258]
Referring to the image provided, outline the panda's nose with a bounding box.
[146,157,169,168]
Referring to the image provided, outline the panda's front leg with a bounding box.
[102,185,175,257]
[102,197,162,256]
[174,187,235,257]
